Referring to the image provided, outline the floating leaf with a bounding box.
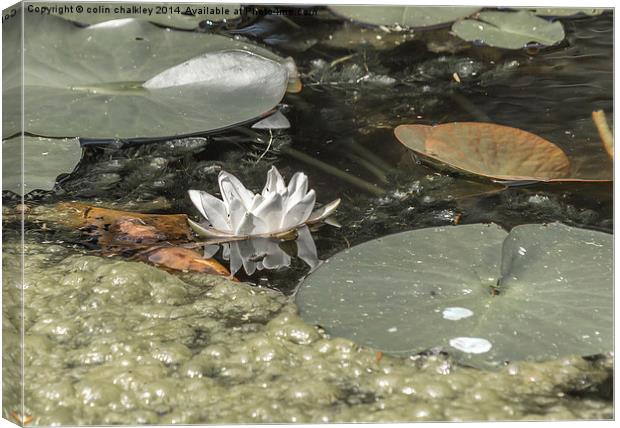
[143,246,230,276]
[452,10,565,49]
[296,223,612,369]
[330,6,480,29]
[2,136,82,195]
[47,2,240,29]
[2,14,290,140]
[394,122,611,183]
[322,22,416,50]
[532,8,606,18]
[109,218,168,245]
[57,202,191,249]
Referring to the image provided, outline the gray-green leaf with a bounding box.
[47,2,240,29]
[2,14,289,140]
[2,136,82,195]
[452,10,565,49]
[533,8,606,18]
[330,6,480,29]
[296,223,612,369]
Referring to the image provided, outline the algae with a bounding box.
[2,238,612,424]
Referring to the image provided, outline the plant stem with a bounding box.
[592,110,614,159]
[329,53,358,68]
[280,146,386,196]
[450,92,491,122]
[346,152,389,184]
[343,139,394,173]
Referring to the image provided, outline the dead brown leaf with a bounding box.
[143,246,231,276]
[57,202,191,249]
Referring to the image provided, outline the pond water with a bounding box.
[2,7,613,424]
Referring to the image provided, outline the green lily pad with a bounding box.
[322,22,416,50]
[452,10,565,49]
[2,136,82,195]
[532,8,606,18]
[2,14,289,140]
[296,223,612,369]
[46,2,240,29]
[330,6,480,29]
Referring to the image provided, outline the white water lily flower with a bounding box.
[188,166,340,239]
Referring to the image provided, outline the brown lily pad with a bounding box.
[143,247,231,276]
[394,122,612,184]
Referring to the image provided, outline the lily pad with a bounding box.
[296,223,612,369]
[47,2,240,29]
[452,10,565,49]
[394,122,611,183]
[330,5,480,29]
[2,136,82,195]
[322,22,416,50]
[2,14,290,140]
[532,8,606,18]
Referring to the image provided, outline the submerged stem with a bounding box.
[592,110,614,159]
[450,92,491,122]
[346,152,389,184]
[280,146,386,196]
[343,139,394,173]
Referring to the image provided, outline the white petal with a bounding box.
[228,242,243,276]
[275,170,287,194]
[281,189,316,230]
[249,193,265,211]
[247,238,279,269]
[236,240,257,276]
[284,172,308,211]
[222,243,231,260]
[219,171,255,210]
[286,171,308,195]
[244,261,257,276]
[187,218,234,239]
[251,110,291,130]
[189,189,210,219]
[307,198,341,223]
[252,192,284,233]
[262,166,286,196]
[188,189,231,231]
[262,242,291,269]
[203,244,220,259]
[262,167,279,196]
[295,226,319,270]
[323,216,342,228]
[235,211,269,236]
[229,198,247,233]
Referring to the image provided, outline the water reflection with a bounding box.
[204,226,319,276]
